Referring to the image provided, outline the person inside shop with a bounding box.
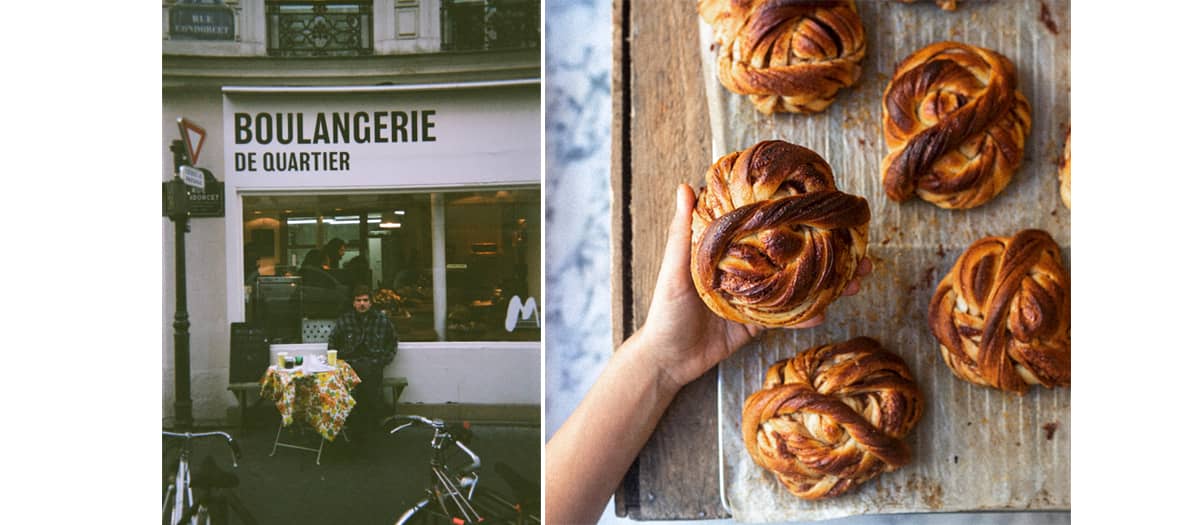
[544,185,873,523]
[342,255,371,289]
[298,249,338,287]
[330,283,399,443]
[300,248,349,316]
[324,237,347,270]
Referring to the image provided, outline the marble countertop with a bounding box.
[542,1,1068,523]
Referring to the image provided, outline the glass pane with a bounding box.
[286,216,318,248]
[444,189,540,341]
[243,193,436,342]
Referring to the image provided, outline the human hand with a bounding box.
[631,184,872,388]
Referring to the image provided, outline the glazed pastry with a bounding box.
[690,140,869,327]
[880,42,1032,209]
[928,230,1070,394]
[1059,128,1070,208]
[698,0,866,114]
[742,337,924,500]
[896,0,959,11]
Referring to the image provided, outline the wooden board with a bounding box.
[611,0,1070,520]
[698,1,1071,522]
[611,0,724,519]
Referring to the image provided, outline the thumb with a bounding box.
[654,184,697,298]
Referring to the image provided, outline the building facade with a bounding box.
[162,0,541,426]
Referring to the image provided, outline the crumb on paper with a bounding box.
[1039,2,1059,35]
[1043,422,1059,440]
[922,266,935,288]
[906,477,944,510]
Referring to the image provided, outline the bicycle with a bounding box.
[161,430,256,525]
[386,415,540,525]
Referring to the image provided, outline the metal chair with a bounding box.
[301,318,336,343]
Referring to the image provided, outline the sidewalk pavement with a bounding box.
[163,407,540,524]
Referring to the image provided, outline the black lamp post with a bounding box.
[166,139,193,430]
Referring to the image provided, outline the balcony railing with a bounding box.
[266,1,373,57]
[441,0,540,52]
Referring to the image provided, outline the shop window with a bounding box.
[443,189,539,341]
[242,188,539,344]
[266,1,374,57]
[440,0,540,52]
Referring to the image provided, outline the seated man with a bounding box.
[329,284,398,441]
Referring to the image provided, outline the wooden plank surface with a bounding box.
[610,0,725,520]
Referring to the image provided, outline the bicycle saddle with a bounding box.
[191,456,240,490]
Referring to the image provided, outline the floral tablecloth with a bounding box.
[259,360,361,441]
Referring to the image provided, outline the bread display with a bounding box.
[880,41,1032,209]
[1059,128,1070,208]
[698,0,866,114]
[690,140,870,327]
[742,337,924,500]
[928,229,1070,394]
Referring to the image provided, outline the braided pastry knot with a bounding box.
[691,141,869,327]
[742,337,924,500]
[698,0,866,114]
[928,229,1070,394]
[880,41,1032,209]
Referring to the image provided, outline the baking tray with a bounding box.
[698,0,1071,521]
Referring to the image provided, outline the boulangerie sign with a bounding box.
[222,82,541,189]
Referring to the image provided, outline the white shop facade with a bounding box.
[162,80,541,426]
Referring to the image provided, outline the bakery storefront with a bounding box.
[164,80,540,425]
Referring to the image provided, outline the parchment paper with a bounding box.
[698,1,1071,521]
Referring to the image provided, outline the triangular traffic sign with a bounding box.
[177,117,207,165]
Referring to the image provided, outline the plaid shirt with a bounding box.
[330,310,398,366]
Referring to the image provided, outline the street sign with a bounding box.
[177,117,207,165]
[179,165,205,189]
[169,2,235,41]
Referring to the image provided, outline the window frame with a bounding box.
[236,184,540,344]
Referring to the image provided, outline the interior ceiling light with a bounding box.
[379,222,402,229]
[394,210,406,215]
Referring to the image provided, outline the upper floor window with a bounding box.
[266,1,374,57]
[441,0,540,52]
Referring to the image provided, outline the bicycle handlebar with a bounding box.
[452,438,481,473]
[162,430,241,468]
[385,415,481,472]
[384,414,443,431]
